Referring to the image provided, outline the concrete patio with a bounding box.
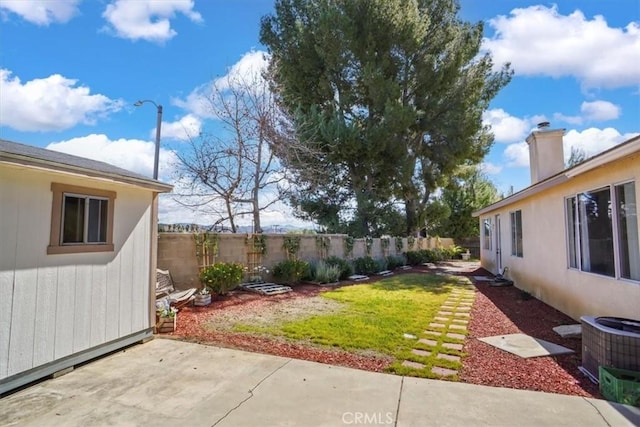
[1,338,638,426]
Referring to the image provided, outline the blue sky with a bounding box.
[1,0,639,227]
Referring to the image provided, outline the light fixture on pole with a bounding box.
[134,99,163,180]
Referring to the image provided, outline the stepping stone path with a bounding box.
[400,283,476,378]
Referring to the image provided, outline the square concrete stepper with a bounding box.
[478,333,574,358]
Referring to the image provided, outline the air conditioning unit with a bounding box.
[580,316,640,383]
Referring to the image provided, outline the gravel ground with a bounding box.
[460,278,600,398]
[168,266,599,397]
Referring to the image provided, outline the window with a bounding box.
[63,194,109,243]
[617,182,639,280]
[48,183,115,254]
[565,181,639,281]
[483,218,492,250]
[510,210,523,257]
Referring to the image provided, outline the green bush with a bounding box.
[353,256,378,275]
[405,251,424,266]
[442,245,463,259]
[325,256,354,280]
[386,255,406,270]
[199,262,244,295]
[272,259,310,285]
[311,260,341,284]
[405,249,443,265]
[374,257,388,272]
[405,247,464,263]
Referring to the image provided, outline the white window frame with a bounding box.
[565,180,639,283]
[61,193,110,245]
[510,210,523,258]
[483,218,492,250]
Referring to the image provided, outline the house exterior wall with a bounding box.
[0,163,154,382]
[479,153,640,320]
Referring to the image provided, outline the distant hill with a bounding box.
[158,223,308,234]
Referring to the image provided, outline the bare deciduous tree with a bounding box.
[175,64,291,232]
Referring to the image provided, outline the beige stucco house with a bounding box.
[0,139,172,394]
[473,126,639,321]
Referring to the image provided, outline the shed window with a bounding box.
[565,181,639,281]
[48,183,115,254]
[62,194,109,244]
[510,210,523,257]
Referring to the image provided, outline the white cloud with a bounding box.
[563,127,639,162]
[47,134,179,181]
[157,114,202,141]
[174,50,270,118]
[0,0,80,25]
[504,141,530,167]
[553,100,621,126]
[102,0,202,43]
[503,127,639,168]
[0,69,123,132]
[480,162,503,175]
[213,50,270,91]
[580,100,621,122]
[553,113,583,125]
[483,5,640,89]
[482,108,537,143]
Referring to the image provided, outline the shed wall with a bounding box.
[0,164,153,381]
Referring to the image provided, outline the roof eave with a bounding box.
[473,135,640,218]
[1,153,173,193]
[472,174,568,217]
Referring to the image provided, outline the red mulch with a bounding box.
[459,269,600,398]
[164,267,599,397]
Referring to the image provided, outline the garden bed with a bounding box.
[167,265,599,397]
[459,278,601,398]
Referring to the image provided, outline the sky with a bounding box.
[1,0,639,229]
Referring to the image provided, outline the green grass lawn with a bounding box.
[234,273,472,379]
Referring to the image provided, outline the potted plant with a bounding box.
[156,302,178,333]
[194,287,212,306]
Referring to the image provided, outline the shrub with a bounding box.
[325,256,354,280]
[374,257,388,272]
[311,260,341,284]
[405,250,442,265]
[442,245,463,259]
[405,251,424,266]
[272,259,310,285]
[199,262,244,295]
[386,254,406,270]
[353,256,378,275]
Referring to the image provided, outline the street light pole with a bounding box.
[134,99,163,180]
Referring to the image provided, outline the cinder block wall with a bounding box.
[158,233,456,289]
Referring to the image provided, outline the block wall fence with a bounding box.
[158,233,455,289]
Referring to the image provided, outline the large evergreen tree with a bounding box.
[261,0,511,236]
[432,166,500,239]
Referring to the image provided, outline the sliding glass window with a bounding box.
[565,181,639,281]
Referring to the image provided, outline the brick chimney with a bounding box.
[526,122,565,184]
